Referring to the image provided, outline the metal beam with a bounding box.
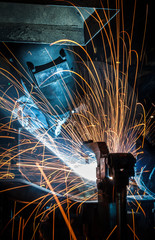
[0,2,119,45]
[0,2,94,45]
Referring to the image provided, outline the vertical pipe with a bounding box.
[116,186,127,240]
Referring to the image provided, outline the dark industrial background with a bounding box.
[0,0,154,239]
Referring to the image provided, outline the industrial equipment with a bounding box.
[81,141,136,240]
[0,1,154,240]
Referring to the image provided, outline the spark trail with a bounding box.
[0,1,154,239]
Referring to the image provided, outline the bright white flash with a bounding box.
[13,95,97,183]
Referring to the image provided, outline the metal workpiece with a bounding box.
[0,178,67,206]
[0,2,92,44]
[82,141,109,185]
[0,2,119,45]
[82,141,136,240]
